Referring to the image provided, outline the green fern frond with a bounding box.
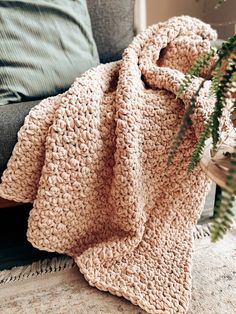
[167,34,236,242]
[211,193,235,242]
[226,151,236,193]
[212,57,236,148]
[176,48,216,99]
[209,63,222,95]
[211,149,236,242]
[169,69,214,165]
[218,34,236,59]
[171,49,218,165]
[168,96,196,164]
[187,115,213,173]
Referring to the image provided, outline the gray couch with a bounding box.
[0,0,135,208]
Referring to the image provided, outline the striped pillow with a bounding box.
[0,0,99,105]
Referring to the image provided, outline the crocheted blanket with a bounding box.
[0,16,225,313]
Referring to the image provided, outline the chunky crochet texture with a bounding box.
[0,16,223,313]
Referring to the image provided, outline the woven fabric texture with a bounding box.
[86,0,135,63]
[0,16,231,313]
[0,100,41,173]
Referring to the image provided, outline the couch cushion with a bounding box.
[0,100,41,173]
[87,0,135,63]
[0,1,136,173]
[0,0,99,106]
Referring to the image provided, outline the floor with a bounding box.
[0,183,234,271]
[1,229,236,313]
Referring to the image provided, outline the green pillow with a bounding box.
[0,0,100,105]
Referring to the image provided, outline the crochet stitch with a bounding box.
[0,16,228,313]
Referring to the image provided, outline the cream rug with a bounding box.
[0,228,235,314]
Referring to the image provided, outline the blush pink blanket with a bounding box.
[0,16,226,313]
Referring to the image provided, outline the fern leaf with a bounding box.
[211,150,236,242]
[187,115,213,173]
[212,57,236,148]
[209,63,222,96]
[211,193,235,242]
[177,48,216,99]
[167,34,236,242]
[168,97,196,164]
[218,35,236,59]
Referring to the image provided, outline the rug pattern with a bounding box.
[0,229,235,314]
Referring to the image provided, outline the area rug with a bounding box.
[1,227,235,314]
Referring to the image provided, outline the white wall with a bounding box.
[146,0,236,39]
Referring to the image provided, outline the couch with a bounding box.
[0,0,136,209]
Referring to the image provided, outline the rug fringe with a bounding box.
[0,224,212,285]
[0,256,75,285]
[193,223,212,239]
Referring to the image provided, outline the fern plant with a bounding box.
[168,34,236,242]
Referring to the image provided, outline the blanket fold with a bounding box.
[0,16,227,313]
